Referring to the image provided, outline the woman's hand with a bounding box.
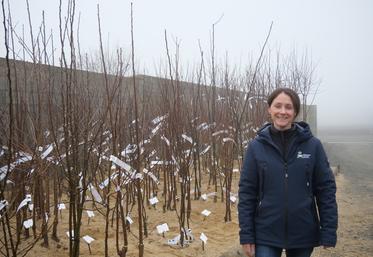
[242,243,255,257]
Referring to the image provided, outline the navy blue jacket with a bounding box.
[238,122,337,249]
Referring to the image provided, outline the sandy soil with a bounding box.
[16,129,373,256]
[24,175,242,257]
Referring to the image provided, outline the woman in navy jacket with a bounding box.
[238,88,337,257]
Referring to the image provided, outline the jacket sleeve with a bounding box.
[314,140,338,247]
[238,142,258,245]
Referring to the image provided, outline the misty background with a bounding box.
[2,0,373,129]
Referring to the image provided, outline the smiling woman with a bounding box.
[238,87,338,257]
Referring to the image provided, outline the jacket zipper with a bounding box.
[284,161,288,248]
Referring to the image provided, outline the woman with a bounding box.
[238,88,337,257]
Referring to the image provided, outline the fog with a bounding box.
[2,0,372,128]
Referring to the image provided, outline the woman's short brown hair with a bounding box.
[267,88,301,117]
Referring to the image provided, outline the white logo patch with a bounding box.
[297,151,311,159]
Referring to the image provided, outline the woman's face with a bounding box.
[268,92,296,131]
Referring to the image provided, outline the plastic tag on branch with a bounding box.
[0,200,8,211]
[151,122,163,136]
[140,139,150,147]
[230,196,237,203]
[149,149,157,158]
[88,184,103,203]
[44,130,50,138]
[222,137,236,144]
[83,235,95,244]
[200,232,208,244]
[15,151,33,164]
[0,165,11,181]
[23,219,33,229]
[121,144,137,157]
[152,114,168,125]
[87,210,95,218]
[143,168,159,184]
[40,144,53,159]
[102,130,111,136]
[182,134,193,144]
[99,178,109,189]
[161,135,170,146]
[126,216,134,224]
[109,155,135,175]
[183,149,191,157]
[109,172,119,182]
[66,230,74,239]
[197,122,209,131]
[201,209,211,217]
[212,130,228,137]
[149,196,159,206]
[17,195,32,212]
[200,145,211,155]
[58,203,66,210]
[156,223,169,234]
[135,173,143,180]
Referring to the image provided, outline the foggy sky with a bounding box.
[2,0,373,128]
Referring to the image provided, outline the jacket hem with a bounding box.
[255,239,320,249]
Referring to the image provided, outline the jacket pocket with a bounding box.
[305,163,313,197]
[256,162,267,217]
[311,196,320,225]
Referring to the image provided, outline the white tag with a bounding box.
[135,173,143,180]
[230,196,237,203]
[58,203,66,210]
[87,210,95,218]
[17,197,32,212]
[167,234,180,245]
[200,232,208,244]
[201,209,211,217]
[149,197,159,205]
[156,223,169,234]
[126,216,134,224]
[0,200,8,211]
[66,230,74,239]
[23,219,33,229]
[83,235,95,244]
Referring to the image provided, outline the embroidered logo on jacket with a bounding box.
[297,151,311,159]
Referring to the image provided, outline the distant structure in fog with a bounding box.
[297,104,317,136]
[0,57,317,134]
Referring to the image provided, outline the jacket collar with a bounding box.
[256,121,313,145]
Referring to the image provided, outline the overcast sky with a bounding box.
[2,0,373,128]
